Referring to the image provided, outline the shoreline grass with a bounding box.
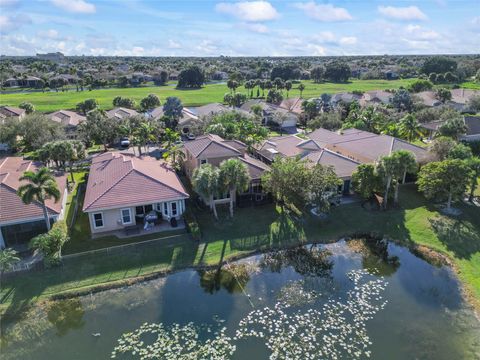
[0,79,420,113]
[1,185,479,319]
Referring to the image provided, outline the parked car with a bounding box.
[120,137,130,148]
[187,133,196,140]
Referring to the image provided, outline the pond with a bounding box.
[1,239,480,359]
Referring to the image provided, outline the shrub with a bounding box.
[183,209,201,241]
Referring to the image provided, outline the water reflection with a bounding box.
[46,299,85,337]
[346,238,400,277]
[199,264,251,294]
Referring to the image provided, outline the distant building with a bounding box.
[36,52,65,62]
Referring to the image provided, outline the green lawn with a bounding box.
[1,185,479,320]
[460,81,480,90]
[0,79,419,113]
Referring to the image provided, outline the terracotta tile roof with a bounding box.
[0,106,25,119]
[83,152,188,212]
[106,107,139,120]
[304,149,360,179]
[0,157,67,223]
[239,154,270,180]
[183,134,242,158]
[49,110,86,127]
[279,98,303,114]
[257,135,304,161]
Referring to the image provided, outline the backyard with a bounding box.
[0,79,421,113]
[1,185,479,320]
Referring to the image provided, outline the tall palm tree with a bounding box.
[391,150,417,205]
[219,159,251,217]
[17,168,61,231]
[192,164,220,219]
[398,114,423,142]
[162,144,186,170]
[133,122,157,155]
[377,155,399,210]
[298,83,305,98]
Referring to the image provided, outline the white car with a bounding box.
[120,137,130,147]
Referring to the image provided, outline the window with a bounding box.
[120,208,132,225]
[156,203,162,212]
[135,206,144,216]
[135,204,154,216]
[164,202,168,216]
[171,202,177,216]
[93,213,104,229]
[200,159,207,165]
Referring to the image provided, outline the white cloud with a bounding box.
[378,6,427,21]
[294,2,352,22]
[405,24,440,40]
[38,29,59,39]
[472,16,480,27]
[313,31,336,43]
[0,14,31,33]
[215,1,279,22]
[241,22,269,33]
[51,0,96,14]
[339,36,357,45]
[167,39,181,49]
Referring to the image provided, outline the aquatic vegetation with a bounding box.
[198,263,255,294]
[236,270,388,359]
[260,246,333,277]
[111,321,236,359]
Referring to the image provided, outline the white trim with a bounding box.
[92,212,104,229]
[84,196,189,212]
[120,208,133,225]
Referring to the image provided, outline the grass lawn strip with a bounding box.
[0,79,420,112]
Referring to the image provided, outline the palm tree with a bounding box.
[285,81,292,97]
[163,143,186,169]
[219,159,251,217]
[377,155,399,210]
[391,150,417,205]
[398,114,423,142]
[0,248,20,274]
[133,122,157,155]
[193,164,220,219]
[17,168,61,231]
[298,83,305,98]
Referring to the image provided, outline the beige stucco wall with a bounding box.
[87,199,186,235]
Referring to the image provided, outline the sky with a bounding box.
[0,0,479,56]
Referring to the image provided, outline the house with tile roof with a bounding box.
[49,110,86,139]
[147,106,199,135]
[254,127,428,194]
[241,100,298,129]
[83,152,189,235]
[183,134,270,204]
[0,157,68,249]
[106,107,139,120]
[421,116,480,142]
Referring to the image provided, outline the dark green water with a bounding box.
[2,240,480,359]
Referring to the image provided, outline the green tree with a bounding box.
[30,220,69,267]
[351,164,381,201]
[266,89,283,104]
[398,114,423,142]
[78,109,119,151]
[438,117,467,140]
[16,113,64,151]
[163,96,184,128]
[298,83,305,98]
[308,164,340,213]
[0,117,21,150]
[377,155,399,210]
[177,65,205,89]
[310,66,325,83]
[140,93,160,111]
[19,101,35,114]
[0,248,20,273]
[17,167,61,231]
[430,136,457,160]
[262,157,311,211]
[75,98,98,115]
[219,158,251,217]
[391,150,417,204]
[391,89,413,112]
[132,122,157,155]
[324,62,351,83]
[162,143,185,170]
[421,56,457,75]
[407,79,433,93]
[285,81,292,97]
[193,164,221,219]
[448,142,473,160]
[227,79,239,94]
[417,159,471,210]
[112,96,136,109]
[435,88,452,103]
